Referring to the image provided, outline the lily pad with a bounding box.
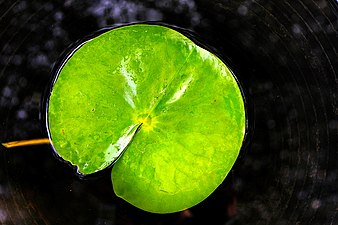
[47,24,246,213]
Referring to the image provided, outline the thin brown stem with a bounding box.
[2,138,51,148]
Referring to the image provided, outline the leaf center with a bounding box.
[135,114,155,132]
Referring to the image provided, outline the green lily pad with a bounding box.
[47,24,246,213]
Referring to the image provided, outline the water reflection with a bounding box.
[87,0,163,26]
[0,0,337,224]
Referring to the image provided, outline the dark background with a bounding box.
[0,0,337,224]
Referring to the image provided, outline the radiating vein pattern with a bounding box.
[47,24,246,213]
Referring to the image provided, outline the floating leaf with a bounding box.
[47,24,246,213]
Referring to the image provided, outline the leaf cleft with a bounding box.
[104,122,143,166]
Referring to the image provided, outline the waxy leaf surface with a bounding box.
[48,24,246,213]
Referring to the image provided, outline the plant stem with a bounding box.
[1,138,51,148]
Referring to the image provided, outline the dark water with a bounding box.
[0,0,337,225]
